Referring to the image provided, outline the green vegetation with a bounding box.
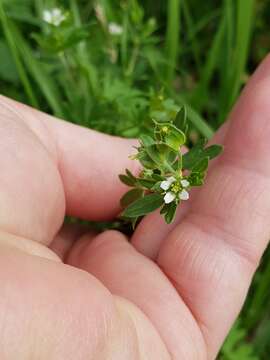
[0,0,270,358]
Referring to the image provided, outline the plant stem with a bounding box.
[125,41,140,78]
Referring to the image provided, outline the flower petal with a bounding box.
[160,180,171,190]
[108,22,123,35]
[180,179,190,188]
[160,176,176,190]
[167,176,176,183]
[43,10,52,23]
[164,192,176,204]
[179,189,189,201]
[52,8,61,17]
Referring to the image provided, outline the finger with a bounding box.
[0,96,140,247]
[49,223,93,260]
[131,112,230,260]
[67,230,206,359]
[0,95,140,223]
[131,201,190,259]
[157,54,270,357]
[46,118,140,220]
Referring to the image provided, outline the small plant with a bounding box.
[119,107,223,225]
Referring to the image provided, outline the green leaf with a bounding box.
[0,39,19,82]
[123,193,164,217]
[131,216,139,230]
[204,144,223,159]
[172,154,182,171]
[120,188,144,207]
[160,203,169,215]
[145,143,177,171]
[136,149,157,169]
[183,142,222,171]
[32,25,91,53]
[152,173,163,181]
[119,169,137,186]
[164,125,186,151]
[136,178,156,189]
[154,121,186,151]
[183,139,223,171]
[140,134,155,146]
[193,157,209,172]
[164,201,177,224]
[174,106,188,133]
[126,169,137,180]
[188,172,205,186]
[182,138,207,170]
[119,174,136,186]
[151,181,163,192]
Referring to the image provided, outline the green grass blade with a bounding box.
[221,0,234,86]
[10,23,64,117]
[34,0,43,16]
[231,0,254,101]
[182,0,201,73]
[186,104,214,139]
[164,0,181,85]
[220,0,254,120]
[253,317,270,357]
[120,11,129,70]
[191,15,226,110]
[245,257,270,331]
[69,0,98,94]
[0,1,38,107]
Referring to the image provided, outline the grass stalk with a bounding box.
[164,0,181,85]
[245,257,270,331]
[220,0,254,120]
[10,23,64,117]
[191,15,226,111]
[0,1,39,107]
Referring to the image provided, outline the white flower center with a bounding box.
[160,177,190,204]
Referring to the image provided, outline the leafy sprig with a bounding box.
[119,106,223,225]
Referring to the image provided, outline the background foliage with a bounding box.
[0,0,269,358]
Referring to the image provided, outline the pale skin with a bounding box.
[1,55,270,360]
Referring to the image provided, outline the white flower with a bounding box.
[160,177,190,204]
[108,22,123,35]
[43,8,66,26]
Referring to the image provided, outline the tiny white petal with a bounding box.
[52,8,61,17]
[160,180,171,191]
[164,192,176,204]
[179,189,189,201]
[43,8,66,26]
[108,22,123,35]
[180,179,190,188]
[160,176,176,190]
[43,10,52,23]
[167,176,176,183]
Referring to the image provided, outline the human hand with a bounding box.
[1,55,270,360]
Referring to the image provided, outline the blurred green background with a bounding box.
[0,0,269,358]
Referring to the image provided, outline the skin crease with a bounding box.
[1,55,270,359]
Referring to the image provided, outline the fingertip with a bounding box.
[67,229,128,268]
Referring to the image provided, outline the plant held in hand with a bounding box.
[119,107,223,225]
